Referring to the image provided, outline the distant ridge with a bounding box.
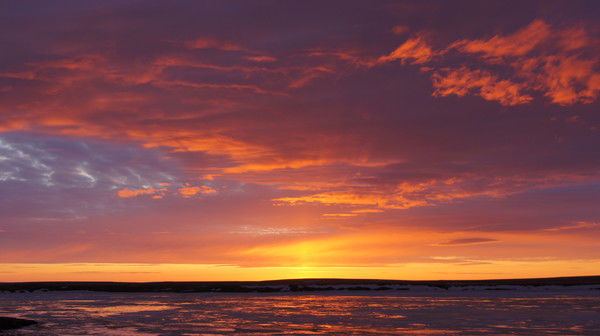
[1,275,599,293]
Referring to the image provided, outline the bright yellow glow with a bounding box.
[1,260,599,282]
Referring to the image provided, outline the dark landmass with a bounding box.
[1,276,599,293]
[0,317,37,331]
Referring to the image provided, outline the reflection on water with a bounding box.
[74,304,174,317]
[1,291,599,335]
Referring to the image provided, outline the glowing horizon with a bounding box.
[1,0,599,281]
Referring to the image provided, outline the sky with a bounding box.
[1,0,599,281]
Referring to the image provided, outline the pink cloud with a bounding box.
[245,55,277,62]
[185,37,244,51]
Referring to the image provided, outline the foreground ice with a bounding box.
[0,288,599,335]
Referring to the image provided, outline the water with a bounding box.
[1,290,599,335]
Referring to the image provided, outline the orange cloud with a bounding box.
[322,213,358,217]
[351,209,384,214]
[432,66,532,105]
[375,20,599,106]
[276,190,428,210]
[117,187,162,198]
[311,20,597,106]
[377,37,435,65]
[527,55,599,105]
[450,20,551,58]
[117,185,217,199]
[272,172,597,213]
[178,185,217,197]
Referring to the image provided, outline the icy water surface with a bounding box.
[1,290,600,335]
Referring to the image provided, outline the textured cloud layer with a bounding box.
[0,0,599,279]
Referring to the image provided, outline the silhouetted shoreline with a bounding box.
[0,317,37,331]
[1,275,599,293]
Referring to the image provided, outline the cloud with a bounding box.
[117,187,163,198]
[449,20,551,58]
[433,238,498,246]
[431,66,532,105]
[0,132,181,221]
[273,170,597,213]
[544,221,600,232]
[116,184,217,199]
[245,55,277,63]
[276,190,428,210]
[178,185,217,197]
[375,20,599,106]
[377,37,435,65]
[185,37,244,51]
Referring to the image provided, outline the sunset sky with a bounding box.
[1,0,599,281]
